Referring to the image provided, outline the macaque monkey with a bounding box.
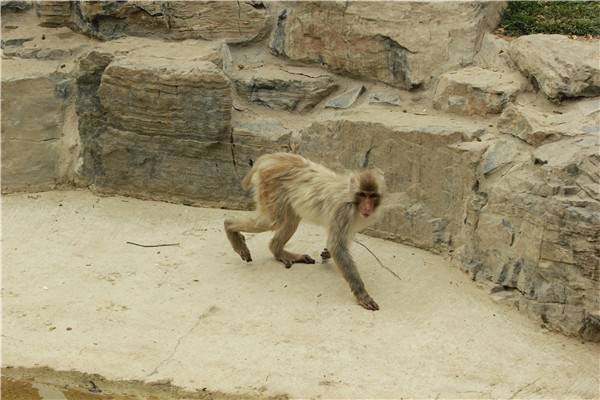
[224,152,385,311]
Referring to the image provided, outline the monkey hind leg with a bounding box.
[269,216,315,269]
[224,216,273,262]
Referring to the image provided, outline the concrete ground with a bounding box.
[2,190,598,399]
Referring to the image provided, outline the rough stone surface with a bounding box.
[369,93,401,106]
[434,66,527,116]
[67,1,271,43]
[270,1,504,89]
[456,135,600,339]
[1,58,76,192]
[481,138,520,175]
[233,65,338,112]
[89,53,239,206]
[498,101,600,146]
[508,34,600,101]
[298,113,488,251]
[473,32,514,71]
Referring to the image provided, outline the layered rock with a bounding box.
[270,1,504,89]
[508,34,600,102]
[79,48,242,206]
[72,1,270,43]
[233,65,338,112]
[434,66,527,116]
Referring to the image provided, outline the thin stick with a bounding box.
[126,242,180,248]
[353,239,401,281]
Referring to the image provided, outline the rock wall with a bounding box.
[2,1,598,341]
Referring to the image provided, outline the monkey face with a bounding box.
[357,191,380,217]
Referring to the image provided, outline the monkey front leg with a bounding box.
[328,243,379,311]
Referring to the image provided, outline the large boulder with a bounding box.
[86,52,237,206]
[508,34,600,102]
[269,1,504,89]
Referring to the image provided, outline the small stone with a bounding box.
[325,86,365,109]
[369,93,400,106]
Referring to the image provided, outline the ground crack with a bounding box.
[145,306,219,378]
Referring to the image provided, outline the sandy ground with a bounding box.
[1,189,599,399]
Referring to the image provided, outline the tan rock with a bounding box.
[270,1,504,89]
[498,102,600,146]
[1,58,74,192]
[433,66,527,116]
[73,1,270,43]
[508,34,600,101]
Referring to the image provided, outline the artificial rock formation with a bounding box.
[2,1,598,341]
[507,34,600,102]
[270,1,505,89]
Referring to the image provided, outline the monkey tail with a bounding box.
[241,163,258,191]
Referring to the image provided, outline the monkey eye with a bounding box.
[370,193,380,199]
[357,192,367,198]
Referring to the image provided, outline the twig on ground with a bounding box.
[126,242,180,248]
[353,239,401,281]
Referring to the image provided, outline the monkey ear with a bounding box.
[349,174,359,193]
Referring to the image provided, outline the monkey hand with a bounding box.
[357,293,379,311]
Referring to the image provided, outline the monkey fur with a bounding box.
[224,152,384,311]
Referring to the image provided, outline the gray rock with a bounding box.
[325,86,365,109]
[369,93,400,106]
[234,66,338,112]
[508,34,600,101]
[78,51,244,207]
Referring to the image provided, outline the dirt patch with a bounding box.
[2,367,287,400]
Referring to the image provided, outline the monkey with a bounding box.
[224,152,385,311]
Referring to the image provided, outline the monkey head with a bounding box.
[351,169,385,218]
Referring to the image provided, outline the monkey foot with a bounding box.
[280,253,315,269]
[357,294,379,311]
